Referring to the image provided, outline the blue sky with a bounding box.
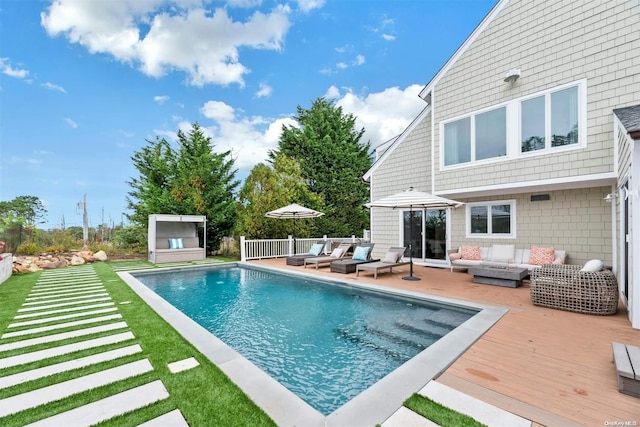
[0,0,497,230]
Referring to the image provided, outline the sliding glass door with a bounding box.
[403,209,447,261]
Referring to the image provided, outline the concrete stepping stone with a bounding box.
[22,293,109,306]
[27,287,105,299]
[0,344,143,389]
[8,308,119,328]
[418,381,531,427]
[0,359,154,417]
[30,283,104,293]
[382,407,437,427]
[0,322,128,352]
[17,297,112,313]
[14,303,115,320]
[0,332,135,369]
[34,277,99,285]
[31,278,102,292]
[138,409,189,426]
[23,380,170,427]
[167,357,199,373]
[2,314,123,339]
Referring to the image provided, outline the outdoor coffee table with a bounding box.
[467,265,529,288]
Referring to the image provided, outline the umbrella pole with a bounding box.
[403,206,420,281]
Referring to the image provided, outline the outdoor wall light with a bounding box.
[504,68,521,83]
[623,186,639,200]
[604,193,618,201]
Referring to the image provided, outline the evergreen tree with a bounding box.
[269,98,372,236]
[127,123,239,252]
[236,154,323,239]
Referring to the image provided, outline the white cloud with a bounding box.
[154,95,170,104]
[382,33,395,41]
[334,84,425,148]
[42,82,67,93]
[354,54,365,65]
[335,44,353,53]
[65,118,78,128]
[255,82,272,98]
[8,156,42,166]
[296,0,325,13]
[0,58,29,79]
[323,85,340,99]
[41,1,292,87]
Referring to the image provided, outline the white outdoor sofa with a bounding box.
[148,214,206,263]
[448,244,567,272]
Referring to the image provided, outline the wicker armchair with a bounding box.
[530,264,618,315]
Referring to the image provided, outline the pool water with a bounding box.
[135,266,477,414]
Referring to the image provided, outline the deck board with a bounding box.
[253,259,640,427]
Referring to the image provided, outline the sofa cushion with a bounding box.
[582,259,604,272]
[331,248,345,258]
[529,246,555,265]
[308,243,324,256]
[168,238,184,249]
[460,245,481,260]
[490,244,515,262]
[352,246,371,261]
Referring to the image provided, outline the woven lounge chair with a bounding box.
[330,243,377,274]
[355,247,409,279]
[303,243,355,269]
[286,240,327,266]
[530,264,618,315]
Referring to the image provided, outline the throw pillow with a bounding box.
[581,259,604,272]
[352,246,371,261]
[552,257,564,265]
[449,252,462,261]
[383,251,400,263]
[308,243,324,256]
[168,238,181,249]
[460,245,481,260]
[528,246,555,265]
[176,238,184,249]
[330,248,344,258]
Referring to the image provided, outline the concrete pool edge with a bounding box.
[118,262,508,427]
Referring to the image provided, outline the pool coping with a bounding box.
[118,262,508,427]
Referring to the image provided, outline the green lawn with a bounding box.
[0,261,276,427]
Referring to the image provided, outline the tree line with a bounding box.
[1,98,373,255]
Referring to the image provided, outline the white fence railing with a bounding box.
[240,235,364,261]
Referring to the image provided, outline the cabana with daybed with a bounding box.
[148,214,206,263]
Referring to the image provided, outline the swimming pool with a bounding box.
[120,263,507,426]
[133,265,477,414]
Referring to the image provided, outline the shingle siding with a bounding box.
[434,0,639,191]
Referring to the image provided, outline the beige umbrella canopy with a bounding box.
[366,187,464,281]
[265,203,324,252]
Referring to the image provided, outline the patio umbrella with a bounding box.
[265,203,324,253]
[365,187,464,281]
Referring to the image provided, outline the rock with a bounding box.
[42,260,67,269]
[70,255,86,265]
[78,250,94,262]
[92,250,108,261]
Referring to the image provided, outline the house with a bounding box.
[363,0,640,329]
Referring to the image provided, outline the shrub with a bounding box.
[17,242,42,255]
[44,244,68,254]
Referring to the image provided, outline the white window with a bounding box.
[466,200,516,238]
[441,80,585,168]
[521,85,579,153]
[443,106,507,166]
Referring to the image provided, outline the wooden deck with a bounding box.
[251,258,640,427]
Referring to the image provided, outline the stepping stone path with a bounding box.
[0,265,188,426]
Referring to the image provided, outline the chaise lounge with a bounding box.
[330,243,377,273]
[303,243,355,269]
[355,247,409,279]
[286,240,328,266]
